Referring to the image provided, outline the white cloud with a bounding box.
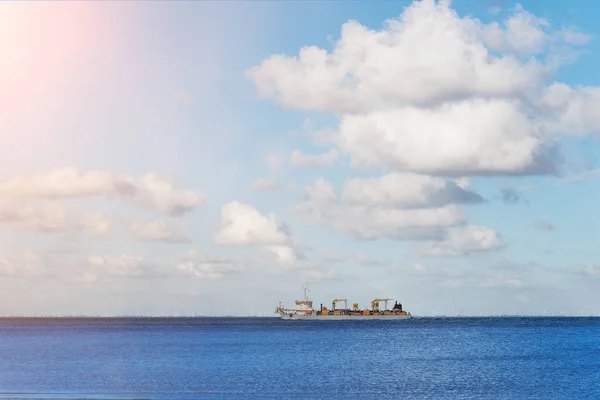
[415,265,465,278]
[129,219,190,243]
[296,177,471,241]
[51,249,240,283]
[419,225,504,256]
[86,255,152,279]
[291,149,339,167]
[296,175,502,255]
[79,213,113,238]
[178,249,239,280]
[81,254,202,283]
[557,28,590,46]
[357,252,385,266]
[400,262,526,290]
[577,263,600,277]
[263,245,300,267]
[455,177,471,190]
[215,201,290,246]
[312,128,339,147]
[478,276,526,289]
[541,83,600,137]
[550,169,600,185]
[247,1,546,113]
[482,4,549,55]
[412,263,428,273]
[433,274,528,290]
[214,201,300,266]
[0,252,48,277]
[247,0,600,176]
[303,177,338,205]
[285,183,299,193]
[44,242,81,256]
[0,199,70,232]
[0,167,205,216]
[0,199,113,238]
[251,178,279,191]
[299,267,335,281]
[341,172,483,208]
[298,201,464,240]
[336,100,557,175]
[333,205,465,240]
[266,154,284,175]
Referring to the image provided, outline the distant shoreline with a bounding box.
[0,315,598,319]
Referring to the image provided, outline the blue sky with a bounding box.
[0,0,599,316]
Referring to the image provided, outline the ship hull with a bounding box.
[279,314,412,320]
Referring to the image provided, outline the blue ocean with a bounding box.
[0,317,598,399]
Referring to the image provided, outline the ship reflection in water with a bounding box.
[275,285,412,320]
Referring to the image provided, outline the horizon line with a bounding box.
[0,314,599,318]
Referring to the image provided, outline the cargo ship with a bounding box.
[275,286,412,320]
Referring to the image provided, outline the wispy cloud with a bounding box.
[534,221,555,231]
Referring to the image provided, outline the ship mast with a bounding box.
[303,283,310,300]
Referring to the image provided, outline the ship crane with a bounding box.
[371,298,393,312]
[332,298,348,311]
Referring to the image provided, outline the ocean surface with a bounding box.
[0,317,598,399]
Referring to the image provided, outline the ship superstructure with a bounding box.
[275,286,412,320]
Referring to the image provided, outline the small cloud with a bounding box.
[500,188,528,205]
[215,201,290,247]
[419,225,504,256]
[412,263,428,273]
[214,201,301,268]
[291,149,338,167]
[357,252,385,266]
[551,169,600,185]
[515,294,530,303]
[0,167,205,216]
[455,177,471,190]
[402,264,464,279]
[576,263,600,277]
[303,117,314,131]
[80,250,240,283]
[266,154,284,175]
[489,5,502,15]
[299,267,336,282]
[534,220,555,231]
[129,219,190,244]
[82,255,165,282]
[251,179,279,191]
[312,128,338,146]
[0,252,49,278]
[0,199,70,232]
[519,185,538,192]
[285,183,298,193]
[79,213,113,238]
[478,276,527,289]
[341,173,484,208]
[558,27,590,46]
[44,243,81,255]
[179,249,240,280]
[490,259,546,274]
[0,200,115,239]
[321,252,346,263]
